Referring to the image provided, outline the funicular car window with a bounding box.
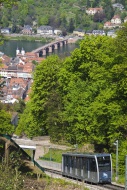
[81,157,83,169]
[74,156,76,167]
[71,156,74,167]
[90,158,97,172]
[97,156,111,171]
[77,157,81,169]
[82,157,87,170]
[65,156,68,166]
[70,156,72,167]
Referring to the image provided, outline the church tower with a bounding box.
[21,47,25,56]
[16,47,20,55]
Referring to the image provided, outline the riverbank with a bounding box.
[4,33,82,44]
[4,33,55,43]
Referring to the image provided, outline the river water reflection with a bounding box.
[0,40,79,58]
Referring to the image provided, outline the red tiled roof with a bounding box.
[23,62,33,72]
[104,21,112,26]
[112,15,121,19]
[87,7,103,11]
[9,77,28,88]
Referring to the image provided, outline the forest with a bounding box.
[1,0,127,32]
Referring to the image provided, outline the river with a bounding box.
[0,40,79,58]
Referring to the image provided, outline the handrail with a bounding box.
[0,134,44,172]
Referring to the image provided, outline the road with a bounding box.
[4,33,82,42]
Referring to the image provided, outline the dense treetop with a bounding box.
[15,23,127,175]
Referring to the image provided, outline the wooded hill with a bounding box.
[1,0,127,33]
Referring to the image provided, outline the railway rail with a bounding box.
[103,183,124,190]
[41,164,125,190]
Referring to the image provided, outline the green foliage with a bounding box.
[0,165,23,190]
[0,109,14,134]
[0,34,7,46]
[1,0,126,31]
[0,0,19,5]
[16,23,127,176]
[16,56,63,138]
[16,102,40,138]
[13,99,26,114]
[0,151,24,190]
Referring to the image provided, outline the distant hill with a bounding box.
[0,0,127,32]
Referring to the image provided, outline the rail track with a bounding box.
[103,183,124,190]
[43,166,125,190]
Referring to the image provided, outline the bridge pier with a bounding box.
[54,44,58,50]
[60,42,63,47]
[64,40,67,45]
[43,49,46,56]
[49,46,52,53]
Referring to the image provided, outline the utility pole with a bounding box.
[125,155,127,190]
[114,140,119,181]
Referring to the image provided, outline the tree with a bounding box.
[60,35,119,148]
[0,0,19,6]
[38,16,49,26]
[68,18,75,33]
[60,14,67,28]
[11,24,20,33]
[24,15,33,25]
[16,56,62,138]
[0,110,14,134]
[93,12,106,22]
[1,15,9,27]
[114,22,127,63]
[49,16,61,28]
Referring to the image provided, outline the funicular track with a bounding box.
[0,134,125,190]
[102,183,124,190]
[40,163,125,190]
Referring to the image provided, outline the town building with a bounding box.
[111,15,121,25]
[112,3,124,10]
[107,30,116,38]
[37,25,54,35]
[1,28,11,34]
[92,30,106,36]
[86,7,103,15]
[73,29,85,37]
[103,21,114,29]
[22,25,33,35]
[0,49,44,103]
[124,17,127,23]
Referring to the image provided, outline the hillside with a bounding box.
[1,0,127,33]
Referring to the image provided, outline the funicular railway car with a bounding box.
[62,153,112,184]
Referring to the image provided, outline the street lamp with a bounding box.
[49,146,52,161]
[113,140,119,181]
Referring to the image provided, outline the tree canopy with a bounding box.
[17,23,127,146]
[0,109,14,134]
[0,0,126,32]
[14,23,127,174]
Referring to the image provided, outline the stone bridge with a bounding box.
[32,38,68,56]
